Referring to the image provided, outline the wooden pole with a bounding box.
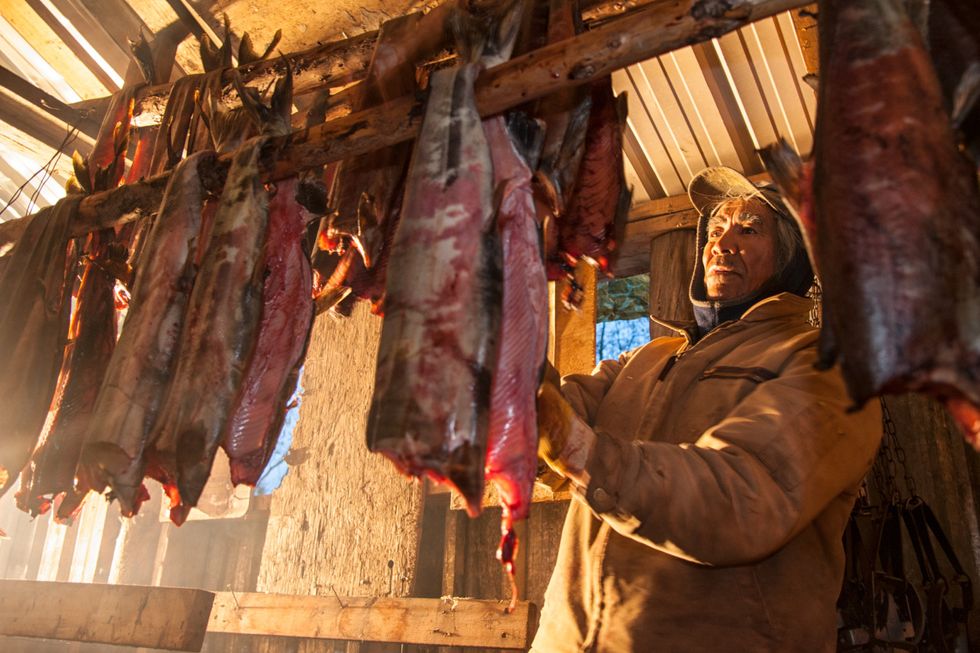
[0,0,810,244]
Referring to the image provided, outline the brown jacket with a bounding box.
[531,293,882,653]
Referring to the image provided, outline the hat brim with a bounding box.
[688,166,786,218]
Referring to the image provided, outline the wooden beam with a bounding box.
[124,0,808,127]
[207,593,536,650]
[622,117,666,199]
[2,0,810,240]
[791,3,818,76]
[24,0,120,92]
[132,29,378,126]
[0,66,102,138]
[0,2,110,99]
[0,580,214,651]
[48,0,131,80]
[0,86,85,157]
[268,0,811,180]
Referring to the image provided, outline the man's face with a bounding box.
[702,197,778,302]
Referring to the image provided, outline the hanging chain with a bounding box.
[877,397,918,499]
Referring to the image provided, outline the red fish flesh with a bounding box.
[78,151,215,515]
[222,176,314,486]
[366,61,502,515]
[484,113,548,606]
[558,80,631,275]
[764,0,980,445]
[484,114,548,527]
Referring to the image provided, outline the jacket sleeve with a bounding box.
[560,349,635,424]
[579,344,883,566]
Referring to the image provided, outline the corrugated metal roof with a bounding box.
[615,11,815,203]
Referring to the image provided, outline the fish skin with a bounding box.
[222,177,314,486]
[0,196,79,498]
[560,79,631,274]
[927,0,980,163]
[78,151,215,515]
[146,138,270,518]
[88,89,134,190]
[16,236,117,518]
[366,62,502,515]
[484,114,548,525]
[322,12,420,267]
[536,0,590,199]
[534,0,592,278]
[796,0,980,444]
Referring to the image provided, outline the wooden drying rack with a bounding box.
[0,0,809,250]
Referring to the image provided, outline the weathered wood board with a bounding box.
[0,580,214,651]
[648,229,697,338]
[207,593,535,649]
[256,302,425,652]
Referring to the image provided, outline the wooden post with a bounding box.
[551,264,598,376]
[256,302,425,652]
[648,229,697,339]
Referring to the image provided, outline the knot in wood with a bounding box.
[690,0,738,21]
[569,63,597,81]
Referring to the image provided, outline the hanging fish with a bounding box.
[366,43,502,515]
[484,112,548,603]
[222,70,315,487]
[0,196,79,499]
[17,234,117,519]
[762,0,980,446]
[221,174,313,486]
[77,151,215,516]
[553,79,631,306]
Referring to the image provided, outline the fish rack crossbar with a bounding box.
[0,0,809,246]
[0,580,537,651]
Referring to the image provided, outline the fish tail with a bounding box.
[451,0,524,65]
[175,427,212,508]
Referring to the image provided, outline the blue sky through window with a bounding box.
[596,317,650,362]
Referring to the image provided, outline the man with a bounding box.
[531,167,883,652]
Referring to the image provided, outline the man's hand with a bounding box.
[537,382,596,487]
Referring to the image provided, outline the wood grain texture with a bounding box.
[0,580,214,651]
[256,302,425,648]
[648,229,697,339]
[553,264,597,376]
[208,593,534,649]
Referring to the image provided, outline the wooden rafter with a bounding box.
[0,2,110,99]
[1,0,812,243]
[24,0,120,92]
[47,0,131,80]
[0,66,101,139]
[791,3,818,76]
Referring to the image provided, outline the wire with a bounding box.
[28,123,74,214]
[0,121,80,220]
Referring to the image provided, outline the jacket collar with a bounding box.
[650,292,814,344]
